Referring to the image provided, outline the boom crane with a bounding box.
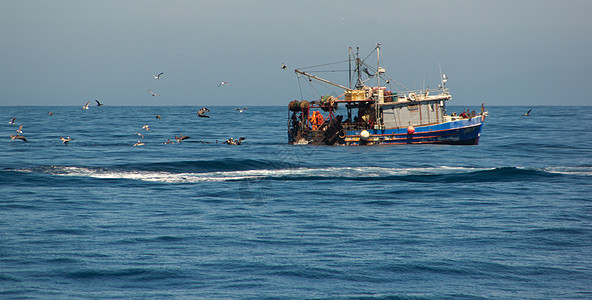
[294,69,351,91]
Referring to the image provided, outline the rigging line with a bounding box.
[297,75,304,101]
[307,70,349,73]
[301,75,342,100]
[298,60,349,70]
[306,79,322,98]
[361,48,377,63]
[359,61,411,92]
[297,75,321,99]
[382,75,411,91]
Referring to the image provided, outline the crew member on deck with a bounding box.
[316,111,324,129]
[309,111,325,130]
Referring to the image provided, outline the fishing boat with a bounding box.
[287,44,486,145]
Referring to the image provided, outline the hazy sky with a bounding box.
[1,0,591,106]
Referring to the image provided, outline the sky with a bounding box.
[1,0,591,106]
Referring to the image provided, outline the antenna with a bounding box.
[348,47,352,89]
[439,62,447,89]
[375,43,382,130]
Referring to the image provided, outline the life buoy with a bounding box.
[408,93,416,101]
[338,130,346,139]
[360,130,370,140]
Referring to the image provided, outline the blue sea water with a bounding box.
[1,105,591,299]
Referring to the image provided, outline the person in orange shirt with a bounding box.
[308,111,324,130]
[315,111,324,129]
[308,111,317,130]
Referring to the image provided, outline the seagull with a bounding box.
[155,114,162,120]
[218,81,231,87]
[9,118,16,124]
[522,108,532,116]
[148,89,161,96]
[153,72,164,80]
[60,137,73,144]
[95,99,104,106]
[48,112,54,116]
[133,141,145,146]
[175,135,190,143]
[223,137,246,145]
[142,125,150,131]
[10,134,28,142]
[16,124,23,134]
[82,101,90,110]
[197,107,210,118]
[281,63,287,70]
[163,139,174,144]
[234,107,248,113]
[135,132,144,139]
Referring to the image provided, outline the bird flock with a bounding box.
[6,64,293,146]
[6,71,260,146]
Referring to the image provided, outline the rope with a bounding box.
[298,60,349,70]
[297,74,304,101]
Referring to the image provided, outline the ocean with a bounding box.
[1,105,591,299]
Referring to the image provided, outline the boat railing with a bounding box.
[334,87,450,104]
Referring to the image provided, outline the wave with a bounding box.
[113,158,300,173]
[5,165,589,184]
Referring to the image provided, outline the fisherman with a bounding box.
[368,117,375,129]
[308,111,315,130]
[291,112,300,129]
[309,111,322,130]
[315,111,324,129]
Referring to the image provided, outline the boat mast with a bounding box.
[356,47,362,88]
[375,43,382,130]
[348,47,352,89]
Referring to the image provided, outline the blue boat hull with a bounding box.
[345,116,484,145]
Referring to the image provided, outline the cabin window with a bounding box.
[408,104,418,111]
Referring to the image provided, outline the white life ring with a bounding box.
[408,93,416,101]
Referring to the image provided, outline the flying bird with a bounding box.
[153,72,164,80]
[197,107,210,118]
[218,81,231,87]
[95,99,104,106]
[148,89,161,96]
[9,118,16,125]
[135,132,144,139]
[522,108,533,116]
[155,114,162,120]
[82,101,90,110]
[142,125,150,131]
[60,137,73,144]
[234,107,248,113]
[16,124,23,134]
[133,141,145,146]
[163,139,174,144]
[10,134,27,142]
[281,63,287,70]
[175,135,191,143]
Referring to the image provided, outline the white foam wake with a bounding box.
[543,166,592,176]
[14,165,498,183]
